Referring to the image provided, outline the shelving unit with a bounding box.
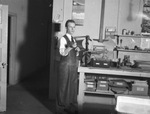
[77,66,150,113]
[77,35,150,114]
[113,34,150,60]
[114,34,150,38]
[114,34,150,46]
[116,48,150,53]
[84,90,150,98]
[84,90,114,96]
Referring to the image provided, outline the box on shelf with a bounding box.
[109,79,129,88]
[129,80,148,96]
[92,59,110,68]
[109,79,129,94]
[85,80,96,91]
[96,80,109,91]
[85,75,96,81]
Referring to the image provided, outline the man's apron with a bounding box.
[57,35,78,109]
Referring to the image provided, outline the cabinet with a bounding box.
[77,66,150,113]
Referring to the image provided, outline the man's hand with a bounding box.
[72,42,77,48]
[75,47,80,52]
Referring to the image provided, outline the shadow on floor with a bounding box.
[2,66,56,114]
[19,66,56,114]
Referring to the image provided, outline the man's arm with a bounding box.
[59,37,76,56]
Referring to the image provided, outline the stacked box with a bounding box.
[129,80,148,96]
[92,60,110,68]
[85,77,96,91]
[85,81,96,91]
[109,79,129,94]
[96,80,108,91]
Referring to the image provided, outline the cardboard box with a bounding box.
[85,81,96,91]
[130,82,148,96]
[97,80,108,91]
[92,60,110,68]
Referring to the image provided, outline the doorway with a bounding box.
[7,13,17,86]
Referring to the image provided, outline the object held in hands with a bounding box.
[71,42,77,48]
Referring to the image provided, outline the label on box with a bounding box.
[104,63,108,65]
[116,82,123,86]
[99,84,106,87]
[99,81,107,83]
[87,84,94,88]
[137,87,144,91]
[86,82,95,85]
[96,63,100,65]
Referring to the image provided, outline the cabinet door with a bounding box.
[0,5,8,111]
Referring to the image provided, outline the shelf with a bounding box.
[84,90,114,95]
[116,49,150,53]
[114,34,150,38]
[144,4,150,7]
[78,66,150,78]
[84,90,150,99]
[78,67,150,112]
[83,95,116,105]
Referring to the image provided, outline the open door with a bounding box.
[0,5,8,111]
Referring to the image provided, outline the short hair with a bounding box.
[65,19,76,27]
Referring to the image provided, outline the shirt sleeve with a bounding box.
[59,37,68,56]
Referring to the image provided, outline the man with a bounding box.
[56,19,80,114]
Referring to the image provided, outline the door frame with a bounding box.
[8,12,17,85]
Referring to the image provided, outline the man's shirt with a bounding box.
[59,33,77,56]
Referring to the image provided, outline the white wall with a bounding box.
[104,0,119,36]
[53,0,144,44]
[75,0,101,40]
[53,0,102,41]
[118,0,143,34]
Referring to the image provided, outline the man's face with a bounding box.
[66,22,76,35]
